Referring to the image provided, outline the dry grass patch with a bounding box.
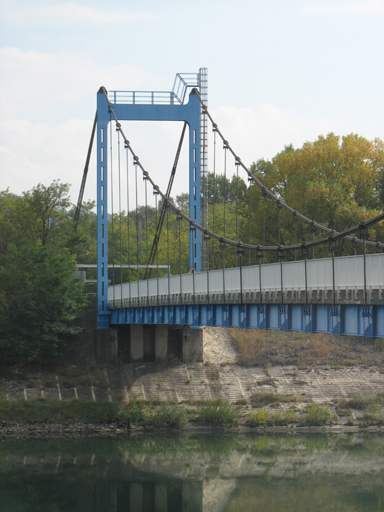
[229,329,384,369]
[251,393,297,408]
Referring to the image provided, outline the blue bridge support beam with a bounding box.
[109,303,384,338]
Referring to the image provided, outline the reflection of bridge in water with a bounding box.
[3,437,384,511]
[74,68,384,362]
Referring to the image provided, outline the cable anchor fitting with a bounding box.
[256,248,264,260]
[277,246,285,261]
[301,242,310,259]
[359,224,369,241]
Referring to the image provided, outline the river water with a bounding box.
[0,433,383,511]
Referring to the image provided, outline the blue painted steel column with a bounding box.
[188,92,201,271]
[97,89,110,329]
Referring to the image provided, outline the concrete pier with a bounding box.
[95,324,203,364]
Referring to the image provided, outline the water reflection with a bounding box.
[0,433,383,511]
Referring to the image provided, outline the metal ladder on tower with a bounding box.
[199,68,209,271]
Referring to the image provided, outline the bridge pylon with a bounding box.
[96,70,205,329]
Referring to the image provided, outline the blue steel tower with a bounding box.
[96,70,207,329]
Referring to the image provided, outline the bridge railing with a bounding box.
[108,253,384,308]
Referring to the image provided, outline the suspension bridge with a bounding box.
[76,69,384,363]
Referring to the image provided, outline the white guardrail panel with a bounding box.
[108,254,384,301]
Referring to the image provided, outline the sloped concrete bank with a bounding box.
[2,362,384,436]
[6,363,384,404]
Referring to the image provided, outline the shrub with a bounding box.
[300,404,335,426]
[120,401,187,428]
[251,393,296,408]
[246,409,271,427]
[335,395,384,416]
[246,409,298,427]
[121,402,146,425]
[363,404,384,426]
[150,403,187,428]
[235,398,248,405]
[198,400,239,427]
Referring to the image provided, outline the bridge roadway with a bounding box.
[108,254,384,337]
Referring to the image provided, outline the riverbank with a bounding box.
[1,328,384,436]
[1,390,383,437]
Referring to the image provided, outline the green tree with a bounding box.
[248,133,384,259]
[0,243,85,364]
[22,180,72,247]
[0,182,86,364]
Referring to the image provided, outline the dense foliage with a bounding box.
[0,182,88,364]
[246,133,384,260]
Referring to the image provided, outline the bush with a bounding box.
[363,404,384,426]
[120,401,187,429]
[121,402,146,425]
[150,403,187,428]
[300,404,335,426]
[246,409,271,427]
[251,393,296,408]
[246,409,298,427]
[198,400,239,427]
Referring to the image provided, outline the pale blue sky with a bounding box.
[1,0,383,203]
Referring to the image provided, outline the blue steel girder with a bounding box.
[96,88,201,329]
[109,303,384,338]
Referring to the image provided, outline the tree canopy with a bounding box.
[0,182,87,364]
[244,133,384,259]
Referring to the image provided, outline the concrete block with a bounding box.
[94,328,118,363]
[155,325,168,363]
[182,327,203,363]
[130,324,144,361]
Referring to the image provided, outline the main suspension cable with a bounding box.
[100,87,384,258]
[194,90,384,250]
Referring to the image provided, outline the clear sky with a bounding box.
[1,0,383,205]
